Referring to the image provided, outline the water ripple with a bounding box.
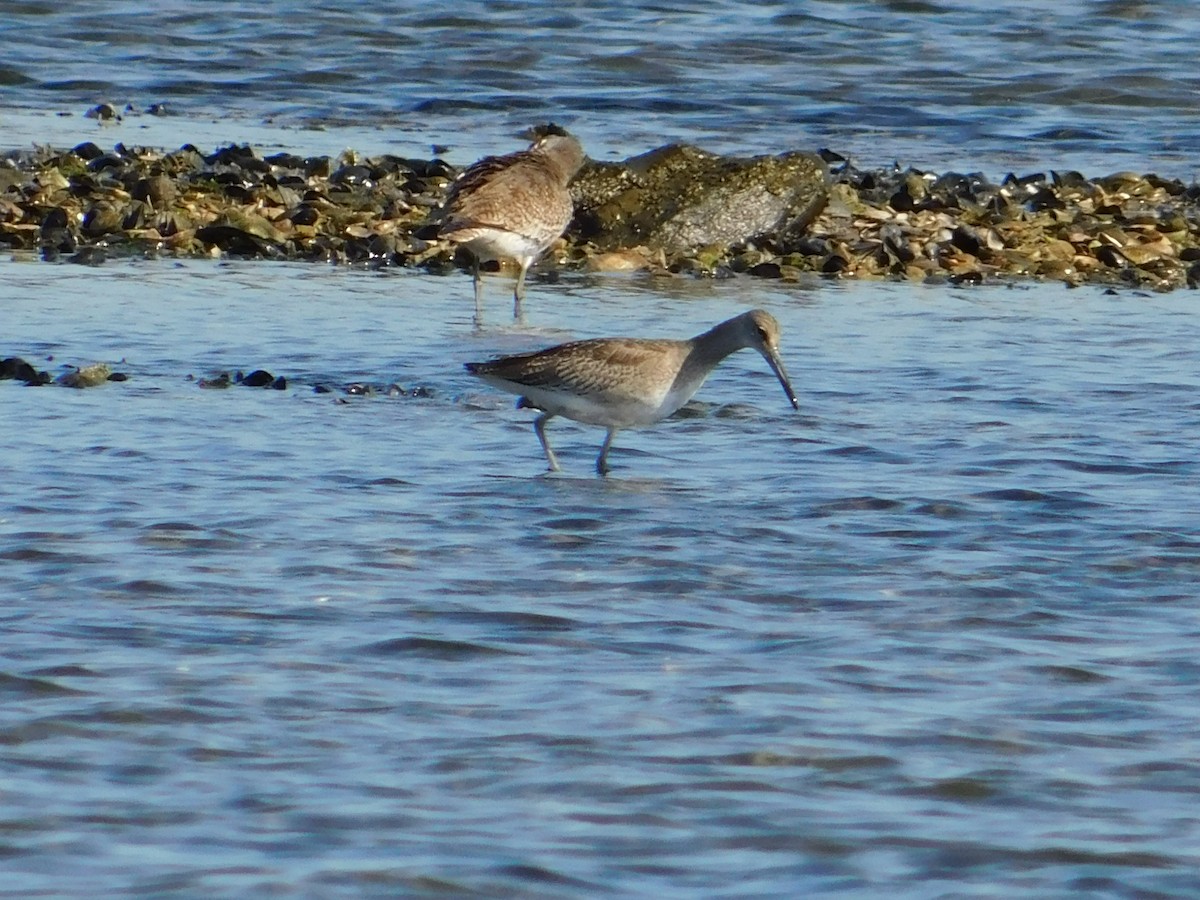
[1,0,1197,174]
[2,265,1200,895]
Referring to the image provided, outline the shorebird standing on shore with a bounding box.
[431,128,585,323]
[465,309,799,475]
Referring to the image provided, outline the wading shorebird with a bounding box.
[465,309,799,475]
[430,128,585,322]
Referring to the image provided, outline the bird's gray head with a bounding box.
[743,309,782,351]
[532,132,586,181]
[743,309,799,410]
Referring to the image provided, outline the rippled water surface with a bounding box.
[3,2,1200,894]
[1,0,1199,174]
[4,261,1200,896]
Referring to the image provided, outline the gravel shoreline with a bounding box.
[3,136,1198,291]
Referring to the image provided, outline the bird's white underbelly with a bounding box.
[517,375,706,428]
[458,229,542,263]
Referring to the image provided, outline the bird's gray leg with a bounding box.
[514,258,530,320]
[595,428,618,476]
[534,413,560,472]
[472,256,484,326]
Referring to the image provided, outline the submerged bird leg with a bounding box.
[533,412,560,471]
[595,428,618,476]
[472,256,484,324]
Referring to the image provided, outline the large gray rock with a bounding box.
[570,144,829,254]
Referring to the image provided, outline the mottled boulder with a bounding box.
[56,363,111,388]
[570,144,829,254]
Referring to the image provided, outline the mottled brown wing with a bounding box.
[437,154,572,244]
[441,151,527,211]
[470,339,682,400]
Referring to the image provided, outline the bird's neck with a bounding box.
[690,318,748,368]
[535,147,582,184]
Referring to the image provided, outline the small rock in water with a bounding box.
[239,369,275,387]
[1,357,48,384]
[68,246,107,266]
[586,249,654,272]
[56,363,112,388]
[198,373,232,389]
[84,103,120,122]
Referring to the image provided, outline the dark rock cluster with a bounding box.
[0,357,125,387]
[2,135,1199,289]
[794,155,1200,290]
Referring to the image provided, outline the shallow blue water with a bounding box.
[3,2,1200,894]
[2,0,1199,175]
[3,262,1200,895]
